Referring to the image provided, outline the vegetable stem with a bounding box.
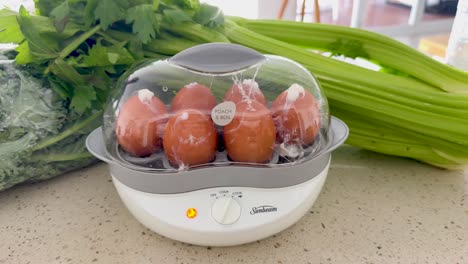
[31,152,94,162]
[32,111,102,151]
[161,22,230,43]
[44,25,102,74]
[60,25,102,59]
[144,34,200,55]
[235,18,468,94]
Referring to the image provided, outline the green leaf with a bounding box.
[49,0,70,32]
[34,0,64,16]
[57,24,101,60]
[14,42,34,65]
[11,12,82,40]
[163,0,200,10]
[162,9,192,25]
[103,66,117,74]
[83,0,98,28]
[94,0,129,29]
[70,84,97,114]
[327,39,369,59]
[126,4,159,44]
[83,67,111,91]
[35,0,94,28]
[78,41,135,67]
[153,0,160,11]
[49,58,85,87]
[47,76,72,99]
[16,6,58,61]
[193,3,224,28]
[127,39,145,60]
[0,9,24,43]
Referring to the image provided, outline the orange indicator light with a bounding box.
[186,208,197,219]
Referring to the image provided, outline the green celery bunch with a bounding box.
[231,18,468,94]
[221,18,468,169]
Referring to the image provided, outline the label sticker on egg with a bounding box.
[211,101,236,126]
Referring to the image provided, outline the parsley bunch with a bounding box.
[1,0,225,114]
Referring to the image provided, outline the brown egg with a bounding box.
[223,100,276,163]
[116,89,168,157]
[224,79,267,106]
[163,109,217,167]
[171,82,217,115]
[271,84,321,145]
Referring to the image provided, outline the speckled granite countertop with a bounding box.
[1,146,467,264]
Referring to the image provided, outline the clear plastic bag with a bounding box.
[0,58,99,191]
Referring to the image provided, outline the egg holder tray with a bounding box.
[116,137,321,171]
[86,116,348,194]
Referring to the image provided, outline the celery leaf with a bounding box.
[94,0,129,29]
[328,39,369,59]
[162,0,200,10]
[14,42,34,65]
[16,6,58,61]
[162,9,193,24]
[35,0,64,16]
[0,9,24,43]
[70,84,96,114]
[125,4,159,44]
[78,41,135,67]
[193,3,224,28]
[49,0,69,32]
[83,0,98,28]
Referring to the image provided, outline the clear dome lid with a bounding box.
[102,43,330,172]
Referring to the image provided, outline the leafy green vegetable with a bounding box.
[162,8,193,24]
[94,0,129,29]
[0,9,24,43]
[17,6,58,60]
[193,3,224,28]
[14,42,34,64]
[126,4,160,44]
[70,84,97,114]
[34,0,64,16]
[0,61,99,190]
[49,0,69,32]
[0,0,228,115]
[327,39,369,59]
[78,41,135,67]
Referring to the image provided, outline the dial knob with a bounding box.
[211,197,241,225]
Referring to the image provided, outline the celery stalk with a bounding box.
[222,20,463,100]
[161,22,230,43]
[145,34,201,55]
[326,87,468,145]
[222,19,468,169]
[330,106,468,169]
[234,18,468,94]
[330,102,468,154]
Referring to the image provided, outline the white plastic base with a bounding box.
[112,158,330,247]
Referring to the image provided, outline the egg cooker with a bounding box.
[86,43,348,247]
